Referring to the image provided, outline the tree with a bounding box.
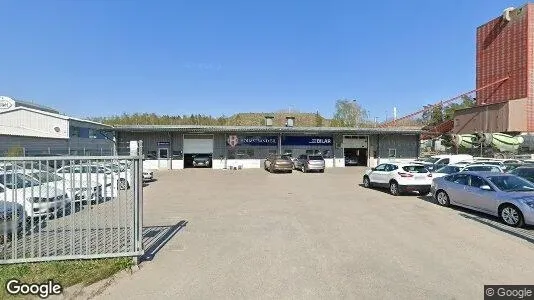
[314,111,323,127]
[331,99,369,127]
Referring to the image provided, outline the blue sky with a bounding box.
[0,0,525,121]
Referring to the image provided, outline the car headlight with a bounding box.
[524,200,534,209]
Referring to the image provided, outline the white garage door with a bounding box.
[183,135,214,153]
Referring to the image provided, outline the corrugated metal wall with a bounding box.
[0,135,114,156]
[377,134,418,158]
[0,109,69,139]
[476,5,528,105]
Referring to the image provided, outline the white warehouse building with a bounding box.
[0,96,115,156]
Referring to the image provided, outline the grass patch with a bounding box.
[0,257,132,299]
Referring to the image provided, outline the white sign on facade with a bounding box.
[0,96,15,111]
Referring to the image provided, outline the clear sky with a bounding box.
[0,0,525,121]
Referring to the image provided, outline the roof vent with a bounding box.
[265,116,274,126]
[285,116,295,127]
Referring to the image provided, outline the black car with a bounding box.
[508,166,534,183]
[192,154,212,168]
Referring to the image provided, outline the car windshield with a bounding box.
[435,165,461,174]
[29,172,64,183]
[422,157,439,163]
[308,156,323,160]
[402,165,428,173]
[0,173,41,189]
[487,175,534,192]
[278,155,291,160]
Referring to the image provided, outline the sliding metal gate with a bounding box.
[0,156,144,264]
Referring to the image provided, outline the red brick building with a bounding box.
[453,4,534,133]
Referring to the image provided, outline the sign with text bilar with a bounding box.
[282,136,333,146]
[227,136,278,147]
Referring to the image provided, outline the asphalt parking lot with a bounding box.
[97,167,534,299]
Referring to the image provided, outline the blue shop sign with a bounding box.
[282,136,333,146]
[227,135,278,146]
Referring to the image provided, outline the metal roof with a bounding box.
[113,125,422,134]
[0,106,112,128]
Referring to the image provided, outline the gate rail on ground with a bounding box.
[0,155,144,264]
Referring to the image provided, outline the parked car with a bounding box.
[1,164,102,204]
[0,173,71,219]
[508,166,534,183]
[294,155,325,173]
[414,154,473,172]
[55,164,130,197]
[460,164,504,173]
[503,163,526,172]
[345,156,359,166]
[0,201,25,239]
[474,160,507,170]
[192,154,212,168]
[143,170,154,181]
[432,165,463,178]
[264,154,293,173]
[431,172,534,227]
[363,163,432,196]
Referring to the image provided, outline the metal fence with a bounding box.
[0,155,144,264]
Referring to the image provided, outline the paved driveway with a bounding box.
[96,167,534,299]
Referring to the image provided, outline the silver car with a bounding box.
[431,171,534,227]
[294,155,325,173]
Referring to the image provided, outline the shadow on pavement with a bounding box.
[417,195,534,243]
[141,220,188,262]
[459,213,534,243]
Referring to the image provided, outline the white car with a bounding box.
[0,173,71,219]
[432,164,464,178]
[363,163,433,196]
[56,165,131,198]
[1,164,103,204]
[143,170,154,182]
[459,164,505,173]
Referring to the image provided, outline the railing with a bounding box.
[0,156,144,264]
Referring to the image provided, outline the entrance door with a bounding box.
[158,148,169,169]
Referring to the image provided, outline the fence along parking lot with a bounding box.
[0,156,144,264]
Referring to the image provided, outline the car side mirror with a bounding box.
[480,185,492,191]
[371,167,376,171]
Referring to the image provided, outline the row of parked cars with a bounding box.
[264,154,326,173]
[0,160,155,240]
[362,155,534,228]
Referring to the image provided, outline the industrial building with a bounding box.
[115,117,421,170]
[0,96,115,156]
[453,4,534,134]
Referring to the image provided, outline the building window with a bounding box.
[89,129,98,139]
[70,126,80,138]
[388,149,397,158]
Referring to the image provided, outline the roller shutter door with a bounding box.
[183,135,214,153]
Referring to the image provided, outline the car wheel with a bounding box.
[389,181,400,196]
[500,205,524,227]
[319,169,324,173]
[435,190,450,206]
[363,176,371,188]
